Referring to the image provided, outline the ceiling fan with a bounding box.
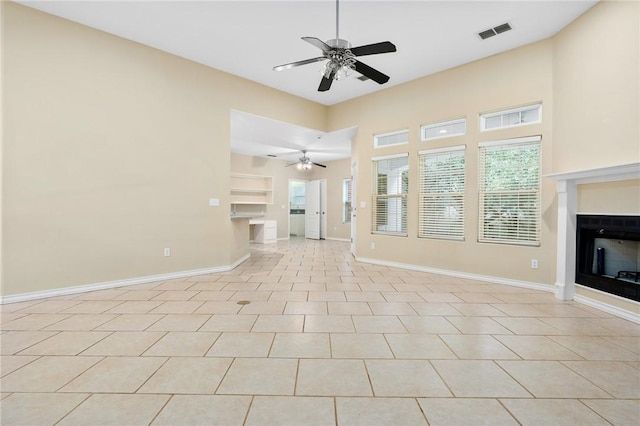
[273,0,396,92]
[285,151,327,170]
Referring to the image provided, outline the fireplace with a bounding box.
[576,215,640,301]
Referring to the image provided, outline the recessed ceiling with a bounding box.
[18,0,597,106]
[231,110,356,164]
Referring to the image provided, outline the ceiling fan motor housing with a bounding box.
[326,38,352,49]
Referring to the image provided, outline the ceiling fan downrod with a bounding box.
[328,0,350,49]
[335,0,340,40]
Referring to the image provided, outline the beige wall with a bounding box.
[578,179,640,214]
[329,40,556,285]
[325,0,638,289]
[556,1,639,314]
[552,0,639,173]
[2,3,326,297]
[3,1,638,305]
[309,158,352,241]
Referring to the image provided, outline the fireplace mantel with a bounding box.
[546,162,640,301]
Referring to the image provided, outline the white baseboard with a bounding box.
[356,256,640,322]
[355,256,553,293]
[325,237,351,242]
[573,286,640,324]
[0,253,251,305]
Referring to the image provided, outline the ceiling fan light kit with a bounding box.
[273,0,396,92]
[286,150,327,170]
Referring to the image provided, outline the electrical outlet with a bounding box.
[164,248,171,257]
[370,242,376,250]
[531,259,538,269]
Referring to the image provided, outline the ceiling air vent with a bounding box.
[494,23,512,34]
[267,154,277,157]
[478,22,512,40]
[357,75,370,81]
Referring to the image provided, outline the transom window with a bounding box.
[480,104,542,132]
[421,118,466,141]
[374,129,409,149]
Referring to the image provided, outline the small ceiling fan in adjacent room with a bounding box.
[285,151,327,170]
[273,0,396,92]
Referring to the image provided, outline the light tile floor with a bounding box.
[1,238,639,425]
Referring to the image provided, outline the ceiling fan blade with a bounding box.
[285,162,298,167]
[273,57,326,72]
[354,60,390,85]
[350,41,397,57]
[318,71,336,92]
[312,162,327,168]
[302,37,331,52]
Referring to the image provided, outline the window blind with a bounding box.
[343,178,352,223]
[418,146,465,240]
[478,137,541,245]
[371,154,408,235]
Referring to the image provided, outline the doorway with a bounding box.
[289,180,306,238]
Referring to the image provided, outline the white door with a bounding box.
[320,179,327,240]
[305,180,321,240]
[350,162,357,255]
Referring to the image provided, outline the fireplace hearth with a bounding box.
[576,215,640,301]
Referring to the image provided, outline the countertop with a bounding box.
[230,214,263,220]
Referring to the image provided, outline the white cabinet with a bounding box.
[290,214,305,237]
[230,173,273,205]
[250,219,277,244]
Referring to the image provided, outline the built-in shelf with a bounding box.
[230,173,273,205]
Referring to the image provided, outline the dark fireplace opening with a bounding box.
[576,215,640,302]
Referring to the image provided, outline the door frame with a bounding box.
[350,162,357,255]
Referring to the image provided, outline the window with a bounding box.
[478,136,541,245]
[421,118,466,141]
[418,146,465,240]
[372,154,409,235]
[480,104,542,131]
[374,129,409,148]
[342,178,352,224]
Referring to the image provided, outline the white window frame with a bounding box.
[421,118,467,141]
[418,145,466,240]
[342,178,352,224]
[480,104,542,132]
[374,129,409,149]
[478,135,542,246]
[371,153,409,236]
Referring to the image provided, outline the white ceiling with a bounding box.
[231,110,357,163]
[18,0,597,163]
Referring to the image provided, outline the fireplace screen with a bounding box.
[576,215,640,302]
